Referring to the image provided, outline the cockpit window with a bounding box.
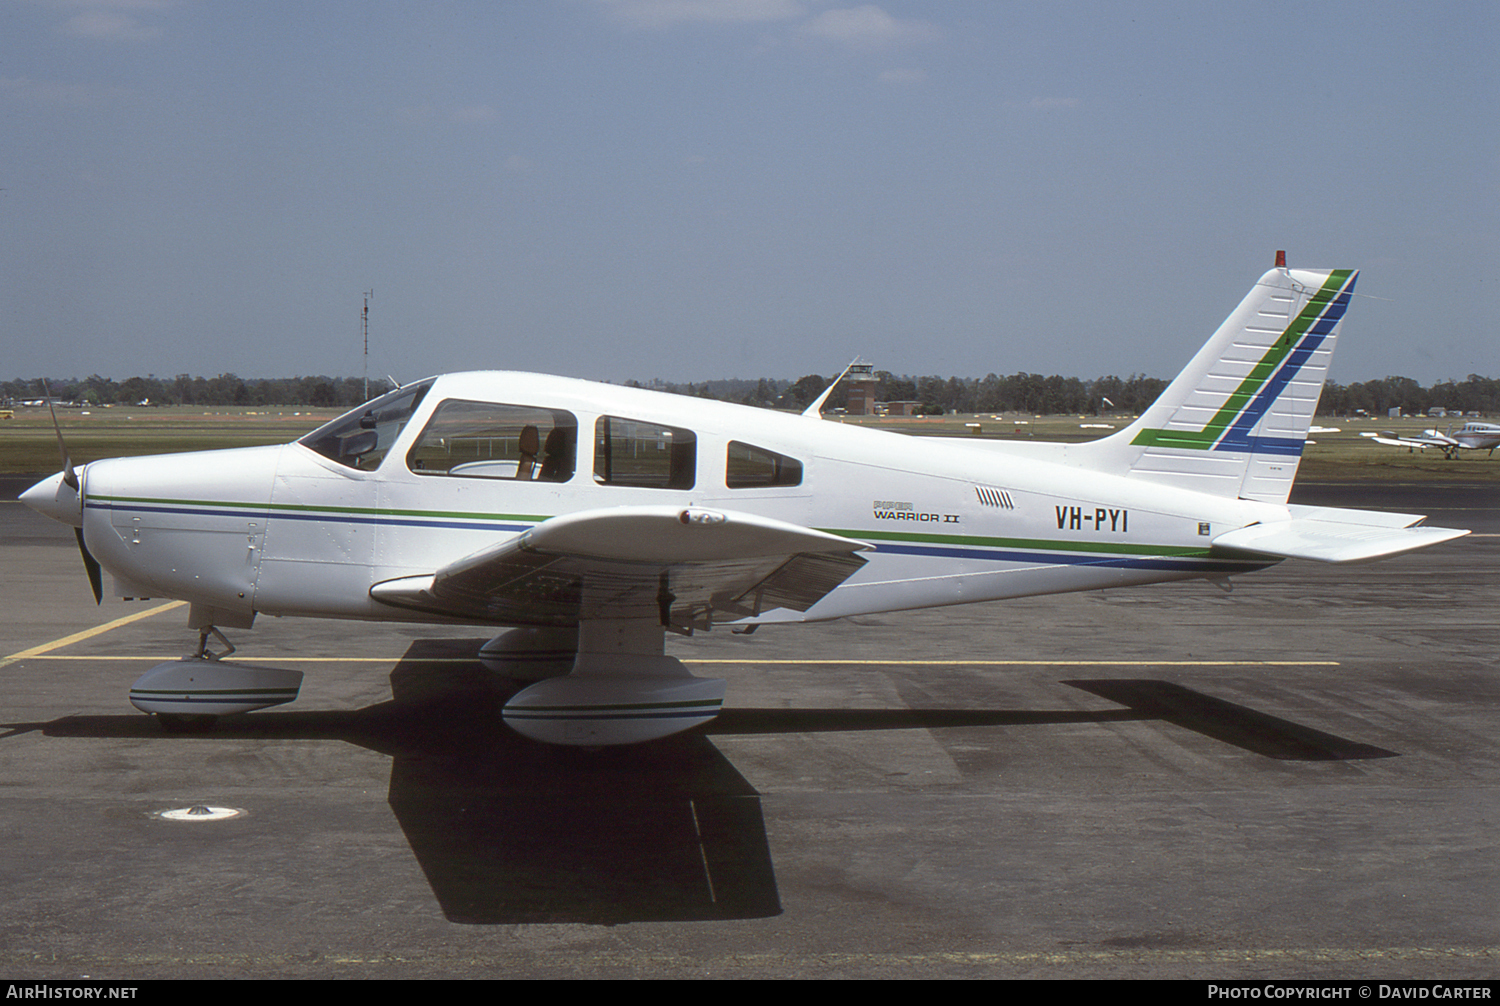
[407,400,577,481]
[298,380,433,470]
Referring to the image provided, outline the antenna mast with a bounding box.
[362,289,374,401]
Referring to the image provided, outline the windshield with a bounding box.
[298,380,434,470]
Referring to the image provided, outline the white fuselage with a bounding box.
[1452,422,1500,451]
[73,372,1283,631]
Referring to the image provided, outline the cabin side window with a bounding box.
[593,416,696,489]
[726,441,803,488]
[299,380,433,470]
[407,400,577,481]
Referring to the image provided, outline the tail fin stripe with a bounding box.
[1216,280,1353,446]
[1216,306,1348,454]
[1129,269,1355,452]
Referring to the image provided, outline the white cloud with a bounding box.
[599,0,806,30]
[57,1,176,42]
[796,6,940,51]
[64,11,160,41]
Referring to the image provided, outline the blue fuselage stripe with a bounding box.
[864,543,1271,573]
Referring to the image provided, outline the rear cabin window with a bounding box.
[299,380,433,470]
[407,400,577,481]
[593,416,695,489]
[726,441,803,488]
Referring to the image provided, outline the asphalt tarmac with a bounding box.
[1,475,1496,979]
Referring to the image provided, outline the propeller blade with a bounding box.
[40,381,96,599]
[40,379,79,490]
[74,528,103,605]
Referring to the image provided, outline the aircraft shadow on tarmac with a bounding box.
[1,638,1396,925]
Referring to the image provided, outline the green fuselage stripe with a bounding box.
[91,493,549,524]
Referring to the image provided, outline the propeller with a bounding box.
[41,381,103,604]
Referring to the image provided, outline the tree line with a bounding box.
[3,375,393,408]
[641,372,1497,418]
[630,371,1174,416]
[1317,375,1500,417]
[7,371,1495,417]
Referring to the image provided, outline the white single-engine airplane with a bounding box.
[1361,421,1500,459]
[21,261,1469,746]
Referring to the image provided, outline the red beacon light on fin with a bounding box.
[1275,250,1287,268]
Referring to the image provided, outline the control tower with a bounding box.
[843,362,878,416]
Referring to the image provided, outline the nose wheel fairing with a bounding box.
[130,657,303,717]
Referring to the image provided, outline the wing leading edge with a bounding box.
[370,505,873,630]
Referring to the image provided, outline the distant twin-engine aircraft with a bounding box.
[1361,421,1500,459]
[21,259,1468,745]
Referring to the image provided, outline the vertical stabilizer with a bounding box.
[1088,266,1357,503]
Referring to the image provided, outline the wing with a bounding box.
[1360,433,1444,450]
[1212,504,1468,563]
[370,505,872,630]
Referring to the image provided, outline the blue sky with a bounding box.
[2,1,1494,387]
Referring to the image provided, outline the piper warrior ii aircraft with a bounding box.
[1360,421,1500,459]
[20,261,1469,746]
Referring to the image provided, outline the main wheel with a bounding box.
[156,713,219,734]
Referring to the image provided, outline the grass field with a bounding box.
[2,403,1494,481]
[0,406,342,474]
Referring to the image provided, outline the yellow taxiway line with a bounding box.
[0,600,185,669]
